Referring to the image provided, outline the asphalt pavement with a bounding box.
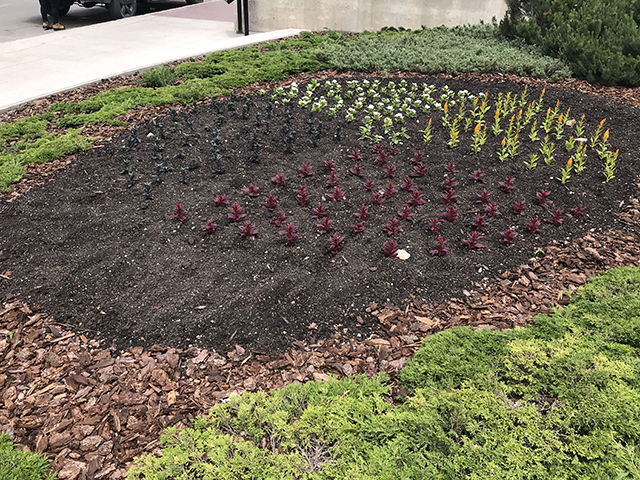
[0,0,301,113]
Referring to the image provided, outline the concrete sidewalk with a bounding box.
[0,1,300,113]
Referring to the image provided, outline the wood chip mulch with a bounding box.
[2,221,639,479]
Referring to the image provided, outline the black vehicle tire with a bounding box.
[108,0,137,19]
[185,0,204,4]
[58,4,71,16]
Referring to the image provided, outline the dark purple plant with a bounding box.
[410,151,423,165]
[442,206,459,221]
[401,178,414,192]
[476,189,491,204]
[397,204,414,221]
[384,182,398,198]
[429,236,449,256]
[326,170,339,187]
[372,144,382,154]
[500,228,518,244]
[536,190,552,206]
[385,218,403,235]
[363,179,375,191]
[445,162,459,174]
[354,205,369,220]
[349,164,364,177]
[470,215,489,231]
[428,218,441,234]
[409,190,425,206]
[201,219,217,234]
[278,224,300,246]
[484,203,501,218]
[324,159,335,170]
[238,221,258,239]
[376,151,389,165]
[546,209,563,226]
[271,173,288,187]
[527,217,542,234]
[261,194,278,211]
[499,176,516,193]
[352,222,365,234]
[312,203,327,218]
[242,184,260,197]
[512,200,526,215]
[327,234,345,255]
[469,169,485,183]
[296,185,310,207]
[213,194,228,207]
[298,164,314,177]
[462,232,485,249]
[383,240,399,258]
[227,203,246,222]
[571,205,584,218]
[348,149,362,162]
[389,146,397,156]
[385,165,397,178]
[316,217,334,234]
[328,186,346,202]
[273,211,288,227]
[441,189,459,205]
[441,176,459,190]
[371,192,385,206]
[410,163,428,177]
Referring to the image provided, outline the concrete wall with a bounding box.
[247,0,508,33]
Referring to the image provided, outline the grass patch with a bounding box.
[0,434,56,480]
[140,66,178,88]
[127,266,640,479]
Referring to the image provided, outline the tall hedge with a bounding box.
[500,0,640,86]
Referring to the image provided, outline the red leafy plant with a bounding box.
[316,217,334,234]
[324,159,335,170]
[397,204,414,221]
[201,219,217,234]
[442,206,458,221]
[298,164,314,177]
[429,218,441,234]
[445,162,459,174]
[363,180,375,191]
[411,163,428,177]
[469,169,484,183]
[500,228,518,244]
[430,236,449,256]
[326,170,339,187]
[348,149,362,162]
[384,182,398,198]
[512,200,526,215]
[498,176,516,193]
[441,177,459,190]
[311,203,327,218]
[470,215,489,231]
[410,190,425,206]
[527,218,542,234]
[172,203,186,223]
[536,190,552,206]
[385,165,396,178]
[213,194,228,207]
[371,192,385,206]
[328,186,346,202]
[383,240,399,258]
[354,205,369,220]
[462,232,485,249]
[476,189,491,204]
[349,164,364,177]
[352,222,365,234]
[273,211,288,227]
[484,203,501,218]
[296,185,310,207]
[546,209,563,226]
[441,189,459,205]
[372,144,382,154]
[327,234,345,254]
[410,151,423,164]
[278,224,300,246]
[385,218,403,235]
[227,204,246,222]
[401,178,414,191]
[376,151,389,165]
[261,194,278,211]
[238,221,258,239]
[242,184,260,197]
[571,205,584,218]
[271,173,287,187]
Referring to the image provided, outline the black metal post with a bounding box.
[236,0,243,34]
[242,0,249,36]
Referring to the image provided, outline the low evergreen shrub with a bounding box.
[140,65,178,88]
[127,266,640,479]
[500,0,640,86]
[0,434,56,480]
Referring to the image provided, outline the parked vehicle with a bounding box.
[58,0,203,20]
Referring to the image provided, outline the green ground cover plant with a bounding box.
[0,27,572,192]
[127,266,640,480]
[500,0,640,86]
[0,434,56,480]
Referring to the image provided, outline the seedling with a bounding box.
[242,184,260,197]
[296,185,310,207]
[500,228,518,244]
[385,218,403,235]
[498,176,516,193]
[298,164,314,177]
[261,194,278,211]
[227,204,246,222]
[419,118,433,143]
[238,221,258,239]
[172,203,186,223]
[348,149,362,162]
[429,236,449,256]
[363,180,375,191]
[476,189,491,204]
[278,224,300,246]
[273,211,288,227]
[462,232,485,249]
[441,189,459,205]
[441,176,459,190]
[326,234,345,254]
[382,240,399,257]
[349,164,364,177]
[397,204,414,221]
[384,182,398,198]
[512,200,526,215]
[535,190,552,207]
[570,205,584,218]
[410,163,428,177]
[528,119,540,142]
[325,170,340,187]
[546,209,563,226]
[527,218,542,234]
[590,118,606,149]
[371,192,385,206]
[352,222,365,234]
[524,153,539,170]
[271,173,288,187]
[312,203,327,218]
[324,159,335,170]
[603,149,618,182]
[469,169,484,183]
[316,217,334,234]
[442,206,458,221]
[201,220,218,234]
[401,178,414,192]
[213,194,228,207]
[444,162,459,174]
[409,190,425,206]
[484,203,500,218]
[328,186,346,202]
[428,218,441,234]
[470,215,489,231]
[557,157,573,185]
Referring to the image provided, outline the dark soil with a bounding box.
[1,76,639,354]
